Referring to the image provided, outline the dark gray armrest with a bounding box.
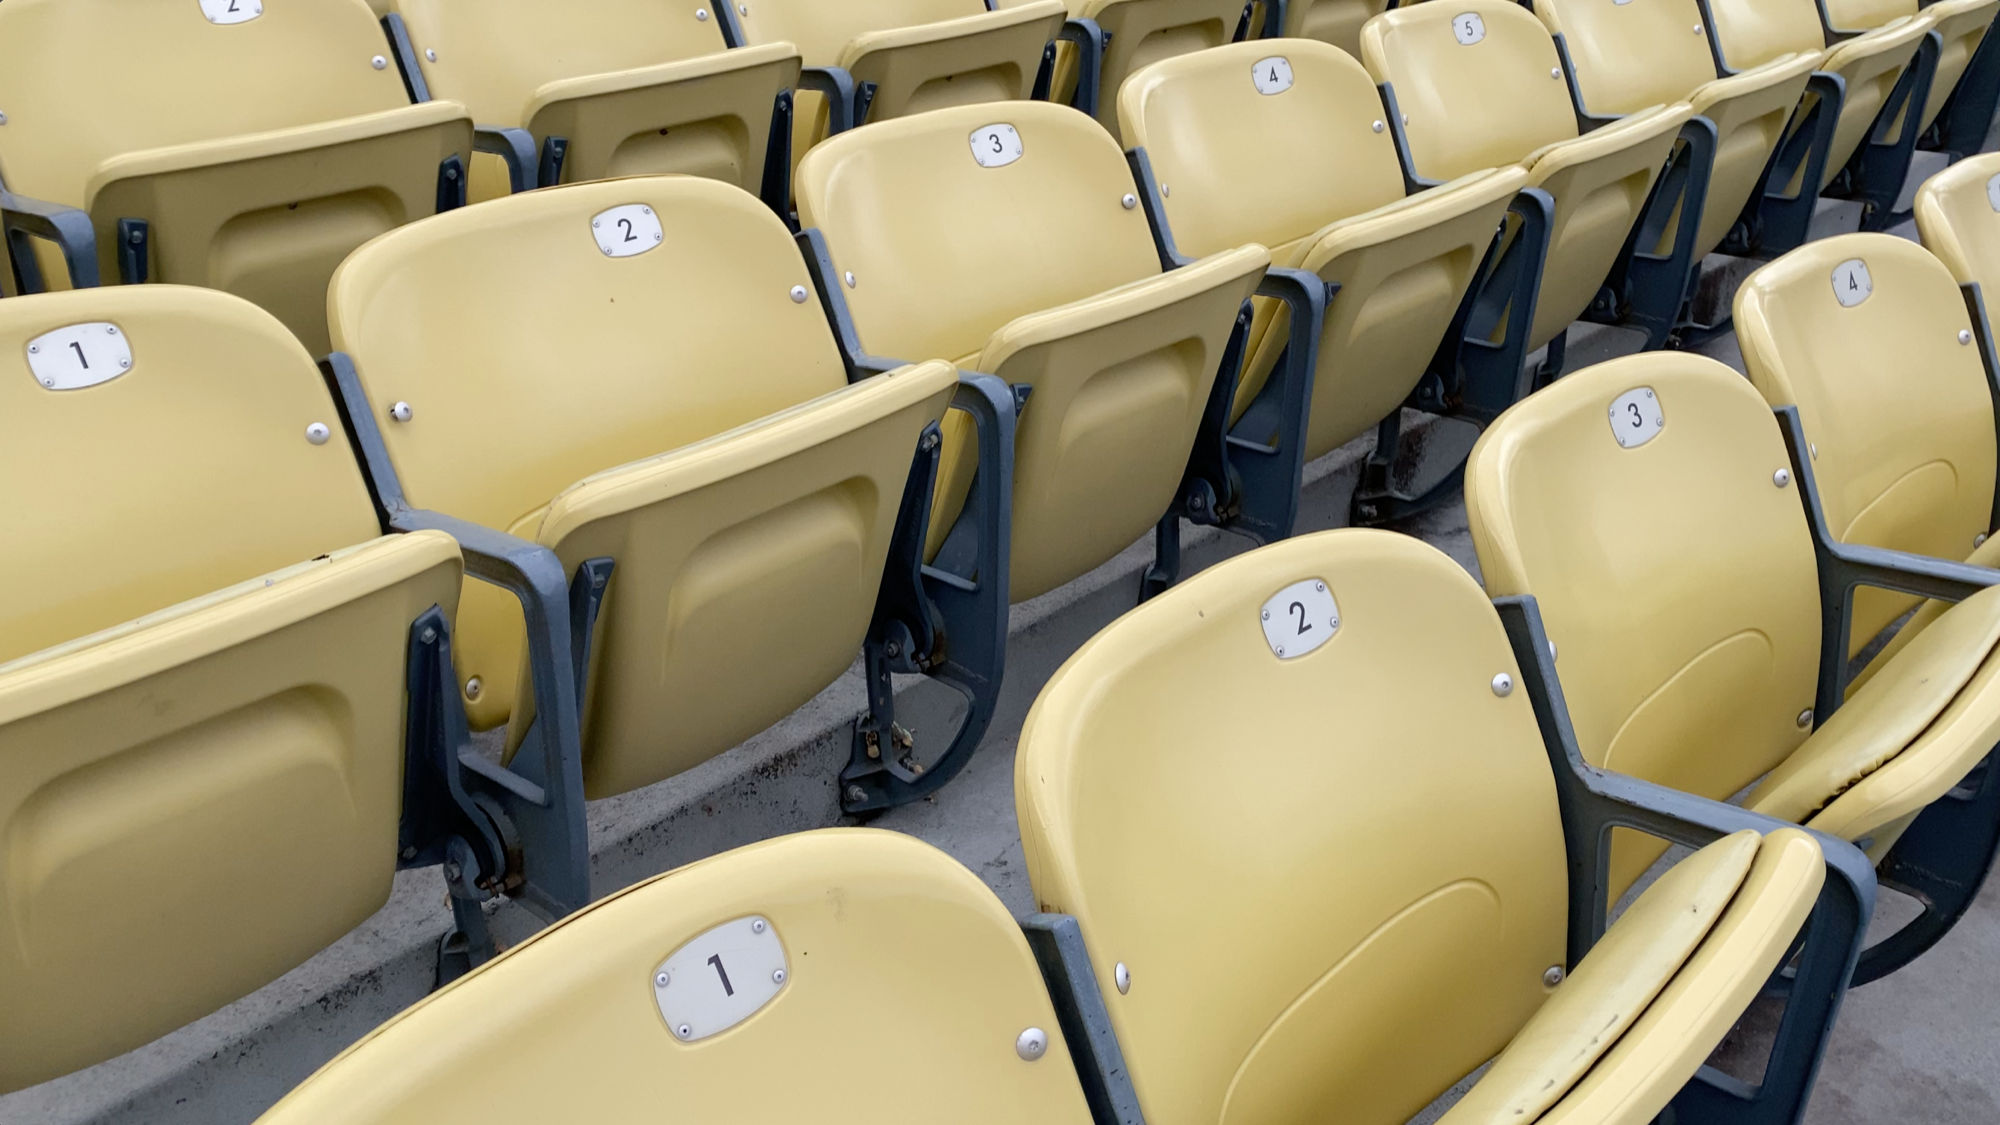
[1,189,100,289]
[799,66,864,134]
[473,125,539,194]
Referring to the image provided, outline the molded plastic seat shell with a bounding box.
[1121,40,1522,458]
[0,0,475,354]
[734,0,1066,165]
[796,100,1269,601]
[1361,0,1691,352]
[329,176,956,799]
[1735,234,1997,667]
[1468,353,2000,880]
[1022,0,1252,140]
[253,830,1098,1124]
[0,285,464,1092]
[1268,0,1395,56]
[389,0,803,201]
[1917,150,2000,300]
[1532,0,1817,260]
[1705,0,1930,192]
[1825,0,2000,131]
[1017,527,1825,1125]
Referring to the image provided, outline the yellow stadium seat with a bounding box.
[1821,0,2000,143]
[1532,0,1817,276]
[1736,233,1998,693]
[0,284,587,1092]
[727,0,1067,170]
[1467,350,2000,985]
[1006,0,1255,141]
[0,0,477,355]
[795,100,1270,602]
[382,0,803,208]
[1258,0,1391,57]
[1119,39,1524,524]
[1917,147,2000,297]
[1017,527,1872,1125]
[327,175,1013,817]
[1702,0,1937,240]
[255,831,1126,1124]
[1360,0,1693,378]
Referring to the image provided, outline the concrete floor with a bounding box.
[6,219,1997,1123]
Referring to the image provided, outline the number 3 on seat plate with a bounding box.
[1261,579,1339,660]
[1608,387,1665,449]
[969,124,1023,169]
[653,915,789,1042]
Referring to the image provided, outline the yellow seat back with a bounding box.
[1018,529,1569,1125]
[1705,0,1827,70]
[797,100,1164,368]
[389,0,799,202]
[1917,150,2000,298]
[797,100,1268,600]
[0,0,417,206]
[1824,0,1916,30]
[330,177,851,561]
[1360,0,1581,182]
[390,0,735,126]
[1120,39,1523,456]
[736,0,989,63]
[1533,0,1726,115]
[1467,354,1822,889]
[1276,0,1393,56]
[0,286,383,664]
[255,830,1098,1124]
[1736,234,1996,653]
[738,0,1064,160]
[1121,40,1407,264]
[1919,0,2000,131]
[331,177,953,794]
[1072,0,1249,138]
[0,285,463,1092]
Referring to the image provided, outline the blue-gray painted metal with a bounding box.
[1499,596,1872,1124]
[0,181,100,290]
[798,225,1019,812]
[1021,913,1146,1125]
[323,351,592,928]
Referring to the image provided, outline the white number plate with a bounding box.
[1831,258,1872,307]
[199,0,263,25]
[1985,172,2000,212]
[970,124,1023,169]
[1453,12,1486,44]
[1253,56,1295,95]
[653,915,788,1042]
[27,323,132,391]
[1261,579,1339,660]
[592,204,663,258]
[1609,386,1665,449]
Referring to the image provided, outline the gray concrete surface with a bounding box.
[5,208,1996,1124]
